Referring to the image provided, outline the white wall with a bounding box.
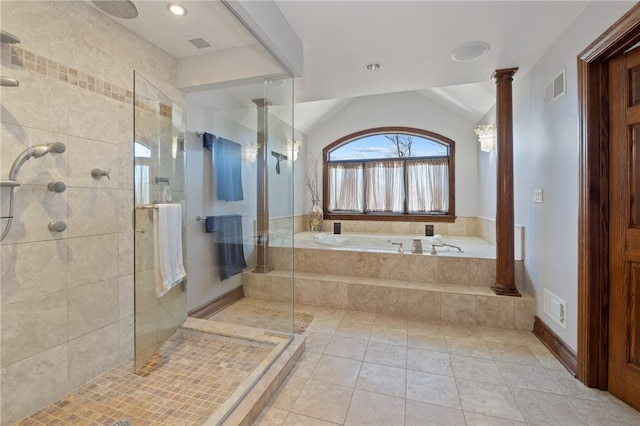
[185,101,258,311]
[495,1,635,351]
[304,91,479,216]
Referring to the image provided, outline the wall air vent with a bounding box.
[187,36,213,50]
[543,289,567,329]
[544,69,566,104]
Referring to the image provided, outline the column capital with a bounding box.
[492,68,519,82]
[253,98,273,108]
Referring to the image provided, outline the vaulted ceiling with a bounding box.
[90,0,591,133]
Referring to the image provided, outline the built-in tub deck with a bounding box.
[245,232,535,331]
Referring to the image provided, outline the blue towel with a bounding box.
[202,132,215,151]
[215,137,244,201]
[205,215,247,280]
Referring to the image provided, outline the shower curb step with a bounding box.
[243,270,535,331]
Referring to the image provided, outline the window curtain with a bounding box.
[364,160,405,212]
[406,158,449,212]
[328,162,364,212]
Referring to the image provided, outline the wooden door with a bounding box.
[609,46,640,411]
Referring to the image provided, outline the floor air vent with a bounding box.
[544,70,566,104]
[111,419,132,426]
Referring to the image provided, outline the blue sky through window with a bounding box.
[328,134,448,161]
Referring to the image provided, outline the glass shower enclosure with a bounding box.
[133,71,188,370]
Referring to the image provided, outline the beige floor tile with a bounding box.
[253,406,289,426]
[303,332,332,354]
[405,400,465,426]
[450,355,505,385]
[269,375,308,411]
[373,314,408,330]
[309,355,361,387]
[304,318,341,335]
[407,319,445,336]
[333,320,372,341]
[407,332,448,353]
[369,325,407,346]
[496,361,564,393]
[545,368,614,402]
[445,336,493,360]
[355,362,406,398]
[341,311,377,325]
[488,341,541,367]
[291,352,322,379]
[291,379,353,424]
[569,396,640,426]
[462,411,526,426]
[363,341,407,368]
[282,412,339,425]
[324,336,367,361]
[406,371,460,408]
[343,390,404,426]
[406,348,452,376]
[456,379,524,422]
[510,388,586,425]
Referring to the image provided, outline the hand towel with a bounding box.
[215,137,244,201]
[153,204,187,297]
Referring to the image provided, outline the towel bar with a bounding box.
[136,204,158,210]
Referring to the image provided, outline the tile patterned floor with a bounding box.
[15,331,272,426]
[254,307,640,426]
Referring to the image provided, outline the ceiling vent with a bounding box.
[544,69,566,104]
[186,35,214,50]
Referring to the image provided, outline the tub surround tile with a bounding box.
[441,293,477,325]
[514,297,536,331]
[477,296,515,329]
[407,289,441,321]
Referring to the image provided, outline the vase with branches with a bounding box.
[306,160,323,231]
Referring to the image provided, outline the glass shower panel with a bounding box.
[133,71,187,371]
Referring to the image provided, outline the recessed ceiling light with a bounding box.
[167,3,187,16]
[366,62,381,71]
[451,41,490,61]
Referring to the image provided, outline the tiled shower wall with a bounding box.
[0,1,184,424]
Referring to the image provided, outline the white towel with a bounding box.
[153,204,187,297]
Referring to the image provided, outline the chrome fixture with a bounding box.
[411,239,423,254]
[1,77,19,87]
[91,168,111,179]
[0,30,21,44]
[92,0,138,19]
[48,220,67,232]
[47,181,67,193]
[391,242,404,253]
[1,142,67,241]
[1,30,21,87]
[366,62,381,71]
[271,151,287,174]
[155,176,170,185]
[430,243,464,255]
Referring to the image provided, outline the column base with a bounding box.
[253,265,274,274]
[491,285,522,297]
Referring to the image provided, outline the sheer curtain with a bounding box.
[328,162,364,212]
[406,158,449,212]
[364,160,405,212]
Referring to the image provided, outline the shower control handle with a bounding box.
[47,181,66,193]
[91,168,111,179]
[48,221,66,233]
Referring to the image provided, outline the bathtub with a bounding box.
[291,232,500,258]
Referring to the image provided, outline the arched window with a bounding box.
[322,127,455,222]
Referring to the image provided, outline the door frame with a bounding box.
[578,3,640,389]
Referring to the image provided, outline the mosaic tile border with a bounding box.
[9,45,172,118]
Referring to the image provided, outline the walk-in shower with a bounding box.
[0,142,67,241]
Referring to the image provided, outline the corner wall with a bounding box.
[0,1,183,423]
[503,1,635,351]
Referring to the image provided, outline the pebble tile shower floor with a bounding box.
[14,331,271,425]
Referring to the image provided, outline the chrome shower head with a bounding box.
[9,142,67,180]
